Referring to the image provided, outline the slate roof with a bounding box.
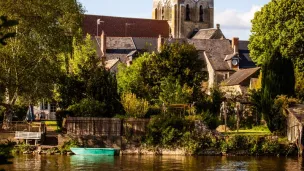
[188,39,234,71]
[105,58,120,70]
[223,67,260,86]
[83,14,170,38]
[192,29,226,39]
[237,40,256,69]
[132,37,157,52]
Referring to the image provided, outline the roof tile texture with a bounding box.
[83,14,170,38]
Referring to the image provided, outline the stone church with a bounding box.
[82,0,259,95]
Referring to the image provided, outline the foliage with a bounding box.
[0,142,14,164]
[67,98,109,117]
[0,16,18,46]
[57,35,123,116]
[56,75,85,109]
[144,115,192,147]
[11,143,32,154]
[201,110,220,130]
[121,93,149,118]
[117,43,207,102]
[249,0,304,65]
[159,76,193,104]
[261,51,295,133]
[249,0,304,104]
[59,139,79,154]
[0,0,84,127]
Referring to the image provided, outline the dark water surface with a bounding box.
[1,155,304,171]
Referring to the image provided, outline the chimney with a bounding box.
[157,35,164,53]
[216,24,220,30]
[101,31,106,64]
[232,37,239,54]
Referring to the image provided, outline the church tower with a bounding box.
[152,0,214,38]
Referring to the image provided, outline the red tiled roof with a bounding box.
[83,14,170,38]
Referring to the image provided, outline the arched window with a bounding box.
[199,5,204,22]
[162,7,165,20]
[186,4,190,21]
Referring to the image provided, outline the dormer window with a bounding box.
[186,4,190,21]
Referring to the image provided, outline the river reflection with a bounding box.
[1,155,304,171]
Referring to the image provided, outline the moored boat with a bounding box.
[70,148,120,156]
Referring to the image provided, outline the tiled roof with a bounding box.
[223,67,260,86]
[83,14,170,38]
[188,39,234,71]
[192,29,225,39]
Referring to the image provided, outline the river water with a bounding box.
[0,155,303,171]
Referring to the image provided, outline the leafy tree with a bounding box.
[249,0,304,99]
[0,16,18,46]
[117,42,207,102]
[58,34,123,117]
[0,0,84,128]
[159,76,193,105]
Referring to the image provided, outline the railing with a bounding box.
[15,131,42,140]
[0,121,46,133]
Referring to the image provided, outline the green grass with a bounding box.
[221,125,271,136]
[44,121,59,132]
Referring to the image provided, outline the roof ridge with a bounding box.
[84,14,167,22]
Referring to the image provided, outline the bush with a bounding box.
[144,115,192,147]
[59,140,79,153]
[121,93,149,118]
[67,98,111,117]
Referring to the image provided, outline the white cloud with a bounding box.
[215,5,262,39]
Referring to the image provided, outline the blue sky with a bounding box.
[78,0,270,40]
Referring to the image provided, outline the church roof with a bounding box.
[83,14,170,38]
[192,28,225,39]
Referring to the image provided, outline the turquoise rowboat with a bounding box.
[70,148,120,156]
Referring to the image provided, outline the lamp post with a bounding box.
[97,19,104,36]
[125,23,135,37]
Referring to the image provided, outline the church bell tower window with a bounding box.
[186,4,190,21]
[199,5,204,22]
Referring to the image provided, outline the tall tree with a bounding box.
[261,50,295,132]
[0,0,84,128]
[57,34,122,117]
[249,0,304,99]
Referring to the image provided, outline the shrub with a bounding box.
[121,93,149,118]
[144,115,192,147]
[67,98,110,117]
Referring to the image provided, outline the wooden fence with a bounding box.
[66,117,150,137]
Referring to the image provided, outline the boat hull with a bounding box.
[70,148,120,156]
